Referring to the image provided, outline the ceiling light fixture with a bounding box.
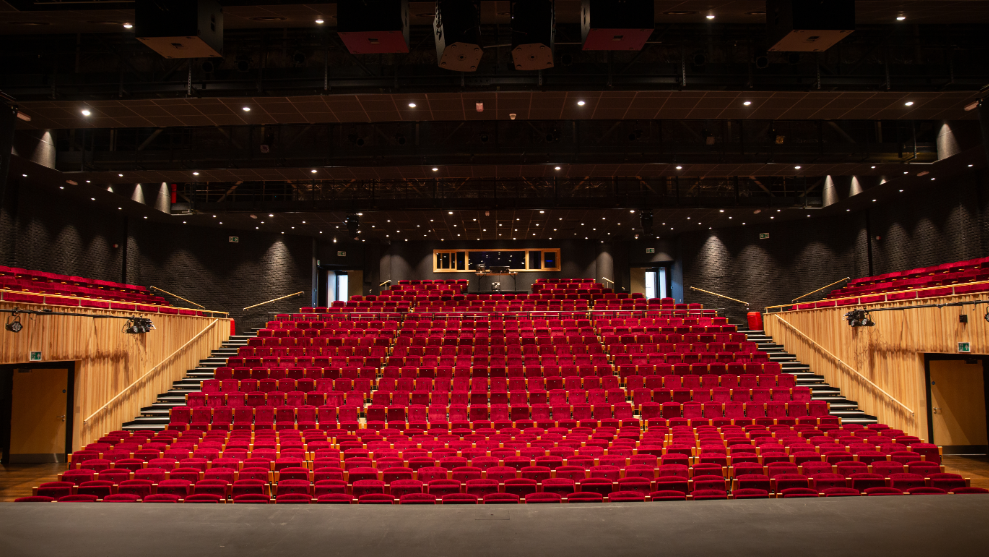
[743,101,751,106]
[81,109,91,116]
[794,166,801,170]
[311,169,317,173]
[123,23,133,29]
[897,15,906,21]
[554,166,561,170]
[315,18,324,24]
[408,102,416,108]
[706,14,715,20]
[904,101,914,107]
[432,167,438,172]
[242,107,251,112]
[193,171,199,175]
[675,166,682,170]
[577,100,585,106]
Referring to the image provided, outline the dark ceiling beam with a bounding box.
[179,176,825,214]
[52,119,941,173]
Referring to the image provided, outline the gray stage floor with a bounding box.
[2,497,989,557]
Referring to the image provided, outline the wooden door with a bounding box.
[629,268,647,296]
[930,360,988,448]
[9,368,68,463]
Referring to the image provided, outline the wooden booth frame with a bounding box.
[433,248,561,273]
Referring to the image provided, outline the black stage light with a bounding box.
[640,210,654,235]
[346,214,361,240]
[126,317,156,334]
[338,0,410,54]
[434,0,483,72]
[844,309,874,327]
[511,0,554,70]
[5,314,22,333]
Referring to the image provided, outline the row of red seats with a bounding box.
[0,266,153,294]
[388,345,607,357]
[797,282,989,310]
[845,257,989,287]
[214,367,377,380]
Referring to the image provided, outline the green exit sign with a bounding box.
[759,233,770,240]
[645,248,655,254]
[958,342,971,353]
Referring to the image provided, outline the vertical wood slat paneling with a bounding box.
[0,302,230,449]
[764,293,989,440]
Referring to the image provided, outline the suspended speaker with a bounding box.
[580,0,653,51]
[135,0,223,59]
[338,0,410,54]
[511,0,554,71]
[434,0,483,72]
[767,0,855,52]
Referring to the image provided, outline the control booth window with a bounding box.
[433,248,561,273]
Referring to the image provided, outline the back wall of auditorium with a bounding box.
[1,168,986,331]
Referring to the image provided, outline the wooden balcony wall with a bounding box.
[0,301,230,450]
[764,292,989,439]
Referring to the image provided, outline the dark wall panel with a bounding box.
[0,177,125,283]
[679,213,870,323]
[127,221,312,333]
[869,173,988,274]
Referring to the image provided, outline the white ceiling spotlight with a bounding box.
[743,101,752,106]
[408,102,416,108]
[577,100,586,106]
[904,101,914,107]
[81,109,91,116]
[315,18,325,24]
[242,107,251,112]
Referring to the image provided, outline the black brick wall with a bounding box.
[869,172,988,274]
[0,176,126,282]
[679,212,870,324]
[126,220,314,334]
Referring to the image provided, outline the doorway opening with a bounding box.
[0,362,76,464]
[631,265,672,299]
[324,269,364,305]
[924,354,989,455]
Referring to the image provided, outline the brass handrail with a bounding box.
[243,291,306,311]
[766,277,989,312]
[771,315,914,416]
[84,319,219,424]
[791,277,851,302]
[151,286,205,308]
[601,278,614,284]
[0,287,228,316]
[689,286,749,306]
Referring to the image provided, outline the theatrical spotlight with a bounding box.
[125,317,155,334]
[5,313,23,333]
[844,310,874,327]
[640,210,654,235]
